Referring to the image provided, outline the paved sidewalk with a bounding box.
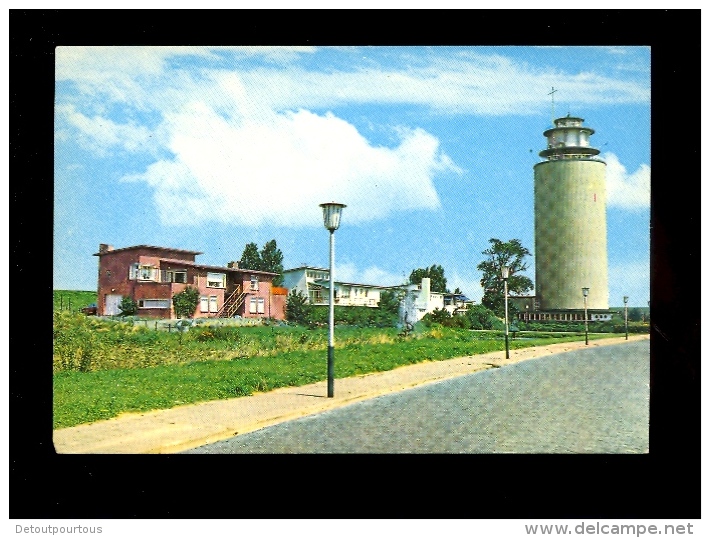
[53,334,649,454]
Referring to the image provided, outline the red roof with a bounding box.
[158,258,277,276]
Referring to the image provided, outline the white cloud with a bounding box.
[334,262,405,287]
[57,47,650,118]
[603,152,650,210]
[54,47,648,229]
[235,58,648,115]
[56,104,154,156]
[124,98,453,227]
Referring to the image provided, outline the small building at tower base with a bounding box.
[509,295,613,323]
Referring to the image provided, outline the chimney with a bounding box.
[227,261,239,269]
[99,244,114,254]
[420,277,431,297]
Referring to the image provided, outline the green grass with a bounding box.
[53,311,620,429]
[54,290,97,312]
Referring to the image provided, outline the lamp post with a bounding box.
[320,202,346,398]
[582,287,589,345]
[623,295,629,340]
[502,266,510,360]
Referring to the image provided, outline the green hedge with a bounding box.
[308,305,398,328]
[518,320,649,334]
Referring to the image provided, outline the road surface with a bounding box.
[184,339,649,453]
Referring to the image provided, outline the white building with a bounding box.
[401,278,476,322]
[443,292,476,316]
[400,278,442,322]
[282,266,394,307]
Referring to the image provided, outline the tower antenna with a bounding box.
[548,86,558,126]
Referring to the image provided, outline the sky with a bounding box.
[53,46,650,307]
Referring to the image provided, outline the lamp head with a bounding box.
[623,296,629,304]
[320,202,346,231]
[501,266,510,280]
[582,287,589,297]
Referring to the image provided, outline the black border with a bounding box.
[10,9,700,519]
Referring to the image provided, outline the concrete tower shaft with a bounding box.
[534,116,609,311]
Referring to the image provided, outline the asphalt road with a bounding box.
[183,339,649,454]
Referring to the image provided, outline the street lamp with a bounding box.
[320,202,346,398]
[501,266,510,360]
[582,287,589,345]
[623,295,629,340]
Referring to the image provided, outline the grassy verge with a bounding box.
[53,312,619,429]
[54,290,97,312]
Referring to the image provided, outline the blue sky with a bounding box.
[54,46,650,307]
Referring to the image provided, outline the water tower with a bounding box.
[533,114,610,320]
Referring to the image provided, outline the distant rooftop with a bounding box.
[93,244,203,256]
[283,265,330,273]
[158,258,277,276]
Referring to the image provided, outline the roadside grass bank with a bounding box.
[53,290,97,313]
[53,312,620,429]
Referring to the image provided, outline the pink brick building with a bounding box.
[93,244,286,320]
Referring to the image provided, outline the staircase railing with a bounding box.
[214,286,247,318]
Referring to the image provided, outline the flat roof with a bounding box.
[158,258,277,276]
[93,244,203,256]
[283,265,330,273]
[312,279,396,289]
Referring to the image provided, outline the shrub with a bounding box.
[466,304,502,330]
[421,308,452,327]
[309,305,398,328]
[378,290,403,316]
[53,312,102,372]
[118,296,138,317]
[285,289,313,326]
[173,286,200,318]
[191,325,242,343]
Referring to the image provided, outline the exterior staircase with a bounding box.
[214,286,247,318]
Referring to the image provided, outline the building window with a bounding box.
[138,299,170,309]
[309,288,324,304]
[249,297,258,314]
[257,297,265,314]
[164,270,187,283]
[200,296,209,313]
[209,296,218,313]
[250,275,259,291]
[139,265,157,281]
[207,272,226,288]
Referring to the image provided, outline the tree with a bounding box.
[118,296,137,316]
[465,304,502,330]
[285,289,312,326]
[409,264,448,293]
[238,240,285,286]
[477,238,534,318]
[378,289,403,316]
[239,242,262,271]
[173,286,200,319]
[260,239,284,286]
[628,307,643,322]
